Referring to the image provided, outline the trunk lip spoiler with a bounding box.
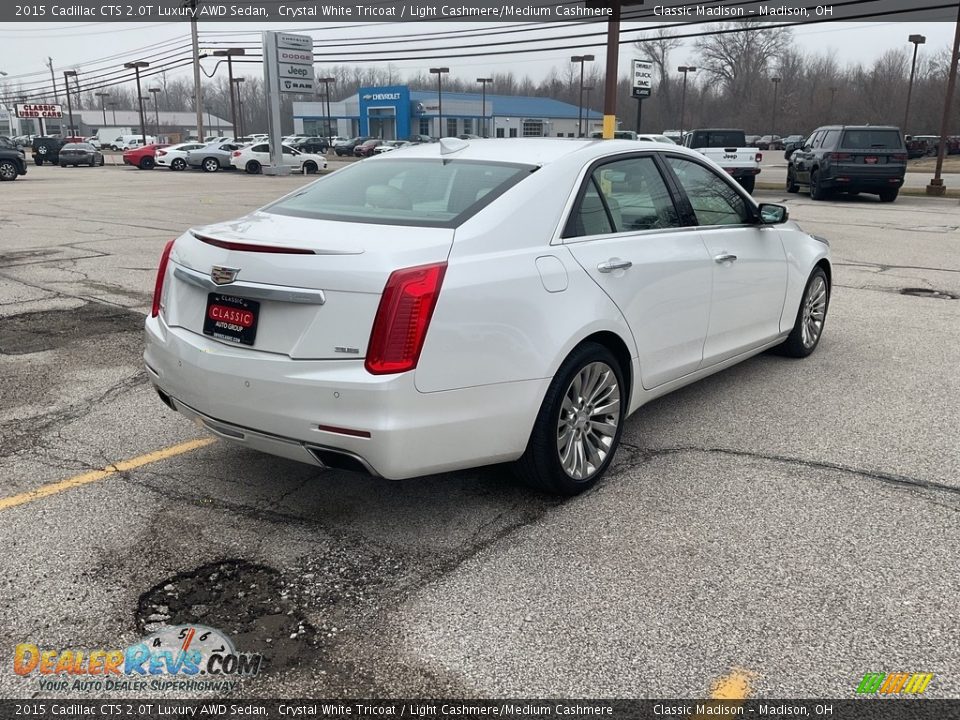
[190,230,364,256]
[173,263,327,305]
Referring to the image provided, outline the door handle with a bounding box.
[714,253,738,264]
[597,258,633,273]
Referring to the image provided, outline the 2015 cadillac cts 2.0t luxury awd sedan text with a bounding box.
[144,138,831,495]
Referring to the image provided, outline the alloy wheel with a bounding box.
[801,276,828,349]
[0,162,17,180]
[556,361,621,480]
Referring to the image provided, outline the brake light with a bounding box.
[893,153,907,161]
[232,150,242,157]
[151,239,175,318]
[826,152,852,161]
[156,150,166,157]
[365,262,447,375]
[755,152,763,162]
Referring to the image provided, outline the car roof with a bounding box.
[814,125,900,131]
[386,137,702,166]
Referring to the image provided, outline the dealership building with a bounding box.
[293,85,603,140]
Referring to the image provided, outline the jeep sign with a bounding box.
[632,59,654,99]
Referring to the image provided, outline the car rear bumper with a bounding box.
[144,315,547,479]
[821,173,904,189]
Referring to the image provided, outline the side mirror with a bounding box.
[758,203,789,224]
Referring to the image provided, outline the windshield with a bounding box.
[840,129,903,149]
[267,158,536,228]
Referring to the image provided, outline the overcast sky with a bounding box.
[1,18,957,94]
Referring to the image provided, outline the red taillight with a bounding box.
[755,152,763,162]
[156,150,166,157]
[826,152,852,161]
[893,153,907,161]
[365,263,447,375]
[232,150,242,157]
[151,239,175,318]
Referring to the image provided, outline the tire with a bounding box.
[34,158,43,166]
[99,156,106,167]
[202,157,220,173]
[60,162,67,168]
[303,161,318,174]
[170,158,186,171]
[878,188,899,203]
[89,158,95,167]
[777,268,830,359]
[739,175,756,194]
[245,160,261,174]
[513,342,626,495]
[785,168,799,193]
[139,157,155,170]
[0,160,19,181]
[809,169,829,200]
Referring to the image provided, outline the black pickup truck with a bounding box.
[0,137,28,181]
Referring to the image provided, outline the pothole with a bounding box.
[136,560,319,672]
[0,302,144,354]
[900,287,960,300]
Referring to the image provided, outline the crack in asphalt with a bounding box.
[617,441,960,502]
[835,260,960,274]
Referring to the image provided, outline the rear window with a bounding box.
[840,129,903,150]
[691,131,746,148]
[266,159,536,228]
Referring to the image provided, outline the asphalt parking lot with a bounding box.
[1,161,958,699]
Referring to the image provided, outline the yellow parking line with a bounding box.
[0,437,216,512]
[710,668,755,699]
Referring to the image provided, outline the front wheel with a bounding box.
[303,161,318,174]
[513,342,626,495]
[777,268,830,358]
[786,168,799,193]
[0,160,19,181]
[809,170,829,200]
[34,158,43,166]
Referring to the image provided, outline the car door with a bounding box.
[563,154,714,389]
[281,145,302,170]
[793,130,823,183]
[663,155,788,366]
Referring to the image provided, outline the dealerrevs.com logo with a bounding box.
[13,625,262,693]
[856,672,934,695]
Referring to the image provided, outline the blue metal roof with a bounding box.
[410,90,602,119]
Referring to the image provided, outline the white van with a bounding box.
[119,135,156,151]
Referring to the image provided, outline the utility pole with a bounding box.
[429,67,449,137]
[571,55,594,138]
[927,1,960,196]
[63,70,77,137]
[124,61,150,145]
[46,57,59,102]
[186,0,204,142]
[233,77,245,137]
[149,88,161,138]
[95,92,110,127]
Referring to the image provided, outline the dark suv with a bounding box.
[31,137,66,166]
[334,136,372,157]
[0,139,28,181]
[786,125,906,202]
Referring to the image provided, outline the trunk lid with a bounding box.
[163,211,454,359]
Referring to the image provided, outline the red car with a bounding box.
[123,143,169,170]
[353,139,383,157]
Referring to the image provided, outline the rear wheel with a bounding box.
[60,162,67,168]
[99,156,106,166]
[740,175,756,194]
[809,169,829,200]
[513,342,626,495]
[34,158,43,166]
[138,157,155,170]
[170,158,186,171]
[786,167,799,193]
[0,160,19,181]
[202,157,220,173]
[89,157,95,167]
[878,188,899,203]
[245,160,261,174]
[777,268,830,358]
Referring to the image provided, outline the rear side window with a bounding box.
[266,159,535,228]
[841,129,903,149]
[822,130,841,148]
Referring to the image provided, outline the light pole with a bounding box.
[771,76,782,138]
[95,92,110,127]
[583,86,594,135]
[63,70,77,137]
[124,60,150,145]
[108,102,118,125]
[232,77,245,138]
[149,87,161,139]
[926,0,960,195]
[678,65,697,137]
[213,48,244,138]
[904,34,926,135]
[476,77,493,137]
[317,77,336,139]
[429,67,449,137]
[571,54,595,137]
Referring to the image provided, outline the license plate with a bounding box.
[203,293,259,346]
[865,156,879,164]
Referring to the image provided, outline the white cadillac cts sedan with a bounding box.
[144,138,830,495]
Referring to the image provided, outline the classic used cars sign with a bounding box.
[15,103,64,119]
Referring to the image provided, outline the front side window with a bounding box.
[566,156,680,238]
[667,157,751,227]
[267,159,535,228]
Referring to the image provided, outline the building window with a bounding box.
[446,118,458,137]
[568,133,575,138]
[419,118,430,137]
[462,118,473,135]
[522,120,544,137]
[496,128,505,138]
[556,132,564,137]
[509,128,518,138]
